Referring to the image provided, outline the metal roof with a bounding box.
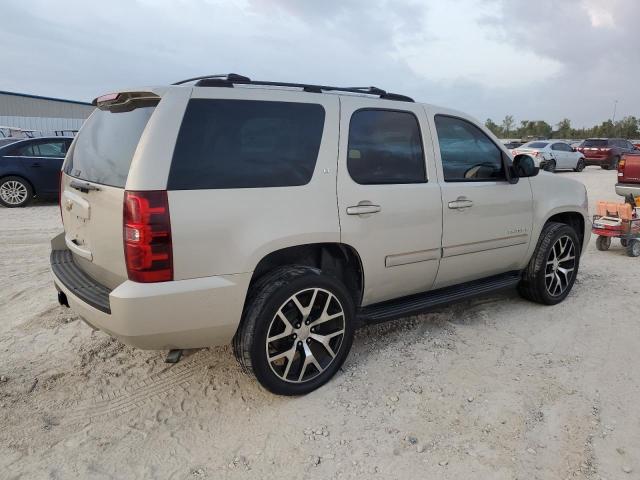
[0,90,91,106]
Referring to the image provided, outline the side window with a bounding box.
[34,141,67,158]
[551,143,561,151]
[168,99,325,189]
[13,144,35,156]
[347,109,426,185]
[434,115,505,182]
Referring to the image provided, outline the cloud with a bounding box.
[0,0,637,127]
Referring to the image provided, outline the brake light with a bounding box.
[123,191,173,283]
[58,171,63,224]
[618,158,625,177]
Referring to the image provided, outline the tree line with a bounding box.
[484,115,640,140]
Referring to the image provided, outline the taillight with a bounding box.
[123,190,173,283]
[58,171,63,224]
[599,147,612,152]
[618,158,625,176]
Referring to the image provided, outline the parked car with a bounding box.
[576,138,637,169]
[0,136,73,207]
[51,75,590,395]
[615,151,640,198]
[511,140,586,172]
[503,141,524,150]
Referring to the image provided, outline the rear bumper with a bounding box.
[50,233,251,349]
[616,183,640,197]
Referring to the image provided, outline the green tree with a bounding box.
[555,118,572,138]
[501,115,515,137]
[485,118,502,137]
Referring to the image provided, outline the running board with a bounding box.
[357,271,521,324]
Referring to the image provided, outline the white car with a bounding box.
[512,141,586,172]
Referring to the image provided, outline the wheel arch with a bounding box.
[248,243,364,307]
[544,211,586,251]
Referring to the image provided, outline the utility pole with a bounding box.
[612,99,618,123]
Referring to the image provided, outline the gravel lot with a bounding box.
[1,167,638,479]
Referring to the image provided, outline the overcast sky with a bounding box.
[1,0,638,127]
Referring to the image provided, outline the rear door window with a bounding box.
[434,115,506,182]
[34,140,68,158]
[347,109,426,185]
[64,107,155,187]
[168,99,325,190]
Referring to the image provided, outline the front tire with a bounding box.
[233,266,355,395]
[0,176,33,208]
[518,222,580,305]
[574,159,586,172]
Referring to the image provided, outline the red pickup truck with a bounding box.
[616,152,640,197]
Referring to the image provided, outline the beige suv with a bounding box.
[51,74,590,395]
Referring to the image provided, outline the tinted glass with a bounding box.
[526,142,548,148]
[168,99,325,190]
[13,144,35,156]
[64,107,155,187]
[347,110,425,184]
[583,139,607,147]
[434,115,505,182]
[35,141,68,157]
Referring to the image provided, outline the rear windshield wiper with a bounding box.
[69,179,101,193]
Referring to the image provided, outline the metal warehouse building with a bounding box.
[0,90,94,137]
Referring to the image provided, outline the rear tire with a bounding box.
[233,266,355,395]
[574,159,586,172]
[518,222,580,305]
[0,176,33,208]
[626,240,640,257]
[544,160,556,173]
[596,236,611,251]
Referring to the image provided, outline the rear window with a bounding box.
[168,99,325,190]
[524,142,548,148]
[64,107,155,188]
[583,139,607,147]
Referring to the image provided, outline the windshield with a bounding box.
[64,106,155,187]
[583,139,607,147]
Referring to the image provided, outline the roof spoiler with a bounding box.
[92,91,160,112]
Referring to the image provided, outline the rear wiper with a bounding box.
[69,179,101,193]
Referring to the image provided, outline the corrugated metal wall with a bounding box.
[0,92,94,135]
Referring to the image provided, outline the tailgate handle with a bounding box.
[70,179,101,192]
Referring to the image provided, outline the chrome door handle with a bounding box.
[346,204,381,215]
[448,198,473,209]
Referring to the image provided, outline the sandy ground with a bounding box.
[1,167,639,480]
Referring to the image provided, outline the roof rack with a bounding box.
[171,73,414,102]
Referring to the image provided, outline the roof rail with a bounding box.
[171,74,414,102]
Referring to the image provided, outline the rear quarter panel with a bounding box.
[621,153,640,183]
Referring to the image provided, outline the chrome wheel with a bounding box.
[266,288,345,383]
[545,235,576,297]
[0,180,28,206]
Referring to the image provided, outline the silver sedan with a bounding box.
[511,141,586,172]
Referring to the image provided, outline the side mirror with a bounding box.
[571,147,577,152]
[513,154,539,178]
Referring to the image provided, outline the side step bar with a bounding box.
[357,271,521,324]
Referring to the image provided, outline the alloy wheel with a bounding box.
[266,288,345,383]
[0,180,28,206]
[545,235,576,297]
